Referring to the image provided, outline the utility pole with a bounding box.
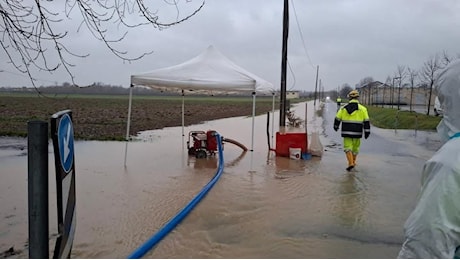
[313,65,319,107]
[319,79,322,101]
[279,0,289,127]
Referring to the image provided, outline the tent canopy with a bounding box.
[125,46,276,166]
[130,45,274,93]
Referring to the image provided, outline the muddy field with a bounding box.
[0,95,278,140]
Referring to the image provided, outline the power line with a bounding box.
[290,0,316,70]
[287,59,296,90]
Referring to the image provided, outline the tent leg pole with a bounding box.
[251,92,256,152]
[182,90,185,146]
[182,90,185,139]
[271,93,275,147]
[182,90,185,167]
[124,85,133,167]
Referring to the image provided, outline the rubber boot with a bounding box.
[346,151,354,171]
[352,154,357,166]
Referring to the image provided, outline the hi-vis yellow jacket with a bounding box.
[333,99,370,138]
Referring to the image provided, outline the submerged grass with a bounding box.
[367,106,441,131]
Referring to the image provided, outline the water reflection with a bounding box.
[273,155,321,177]
[319,103,329,138]
[333,173,368,228]
[187,150,247,169]
[188,156,218,169]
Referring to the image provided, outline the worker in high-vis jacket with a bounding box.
[336,96,342,110]
[398,60,460,259]
[333,90,370,171]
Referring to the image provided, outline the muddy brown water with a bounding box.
[0,101,442,258]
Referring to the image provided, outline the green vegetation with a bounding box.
[367,106,441,131]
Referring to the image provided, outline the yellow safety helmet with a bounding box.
[348,90,359,98]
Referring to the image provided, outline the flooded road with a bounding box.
[0,100,442,258]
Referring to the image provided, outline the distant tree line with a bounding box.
[332,51,460,115]
[0,83,172,96]
[0,82,326,100]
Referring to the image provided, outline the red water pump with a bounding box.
[187,130,220,158]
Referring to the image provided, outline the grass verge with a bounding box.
[367,106,441,130]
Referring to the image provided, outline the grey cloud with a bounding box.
[1,0,459,91]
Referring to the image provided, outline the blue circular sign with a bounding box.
[57,114,74,173]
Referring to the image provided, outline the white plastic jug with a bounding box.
[289,147,301,160]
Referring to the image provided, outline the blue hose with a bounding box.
[127,133,225,259]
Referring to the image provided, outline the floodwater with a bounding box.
[0,100,442,258]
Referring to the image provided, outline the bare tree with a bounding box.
[0,0,205,88]
[441,50,453,66]
[357,76,374,88]
[407,67,418,112]
[339,83,352,98]
[420,54,443,115]
[395,65,407,110]
[395,65,407,82]
[381,75,392,108]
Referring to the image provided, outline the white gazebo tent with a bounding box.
[125,45,274,164]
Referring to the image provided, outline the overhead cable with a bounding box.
[290,0,316,70]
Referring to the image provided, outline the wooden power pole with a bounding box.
[313,65,319,107]
[279,0,289,127]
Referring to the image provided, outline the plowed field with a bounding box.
[0,95,278,140]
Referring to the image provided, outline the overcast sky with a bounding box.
[1,0,459,92]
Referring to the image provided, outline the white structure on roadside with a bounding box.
[286,91,300,99]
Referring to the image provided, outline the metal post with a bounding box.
[381,85,384,105]
[393,76,401,109]
[251,92,256,152]
[391,78,395,108]
[410,84,414,112]
[28,120,49,259]
[124,85,133,167]
[271,92,275,146]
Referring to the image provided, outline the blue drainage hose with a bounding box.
[127,133,224,259]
